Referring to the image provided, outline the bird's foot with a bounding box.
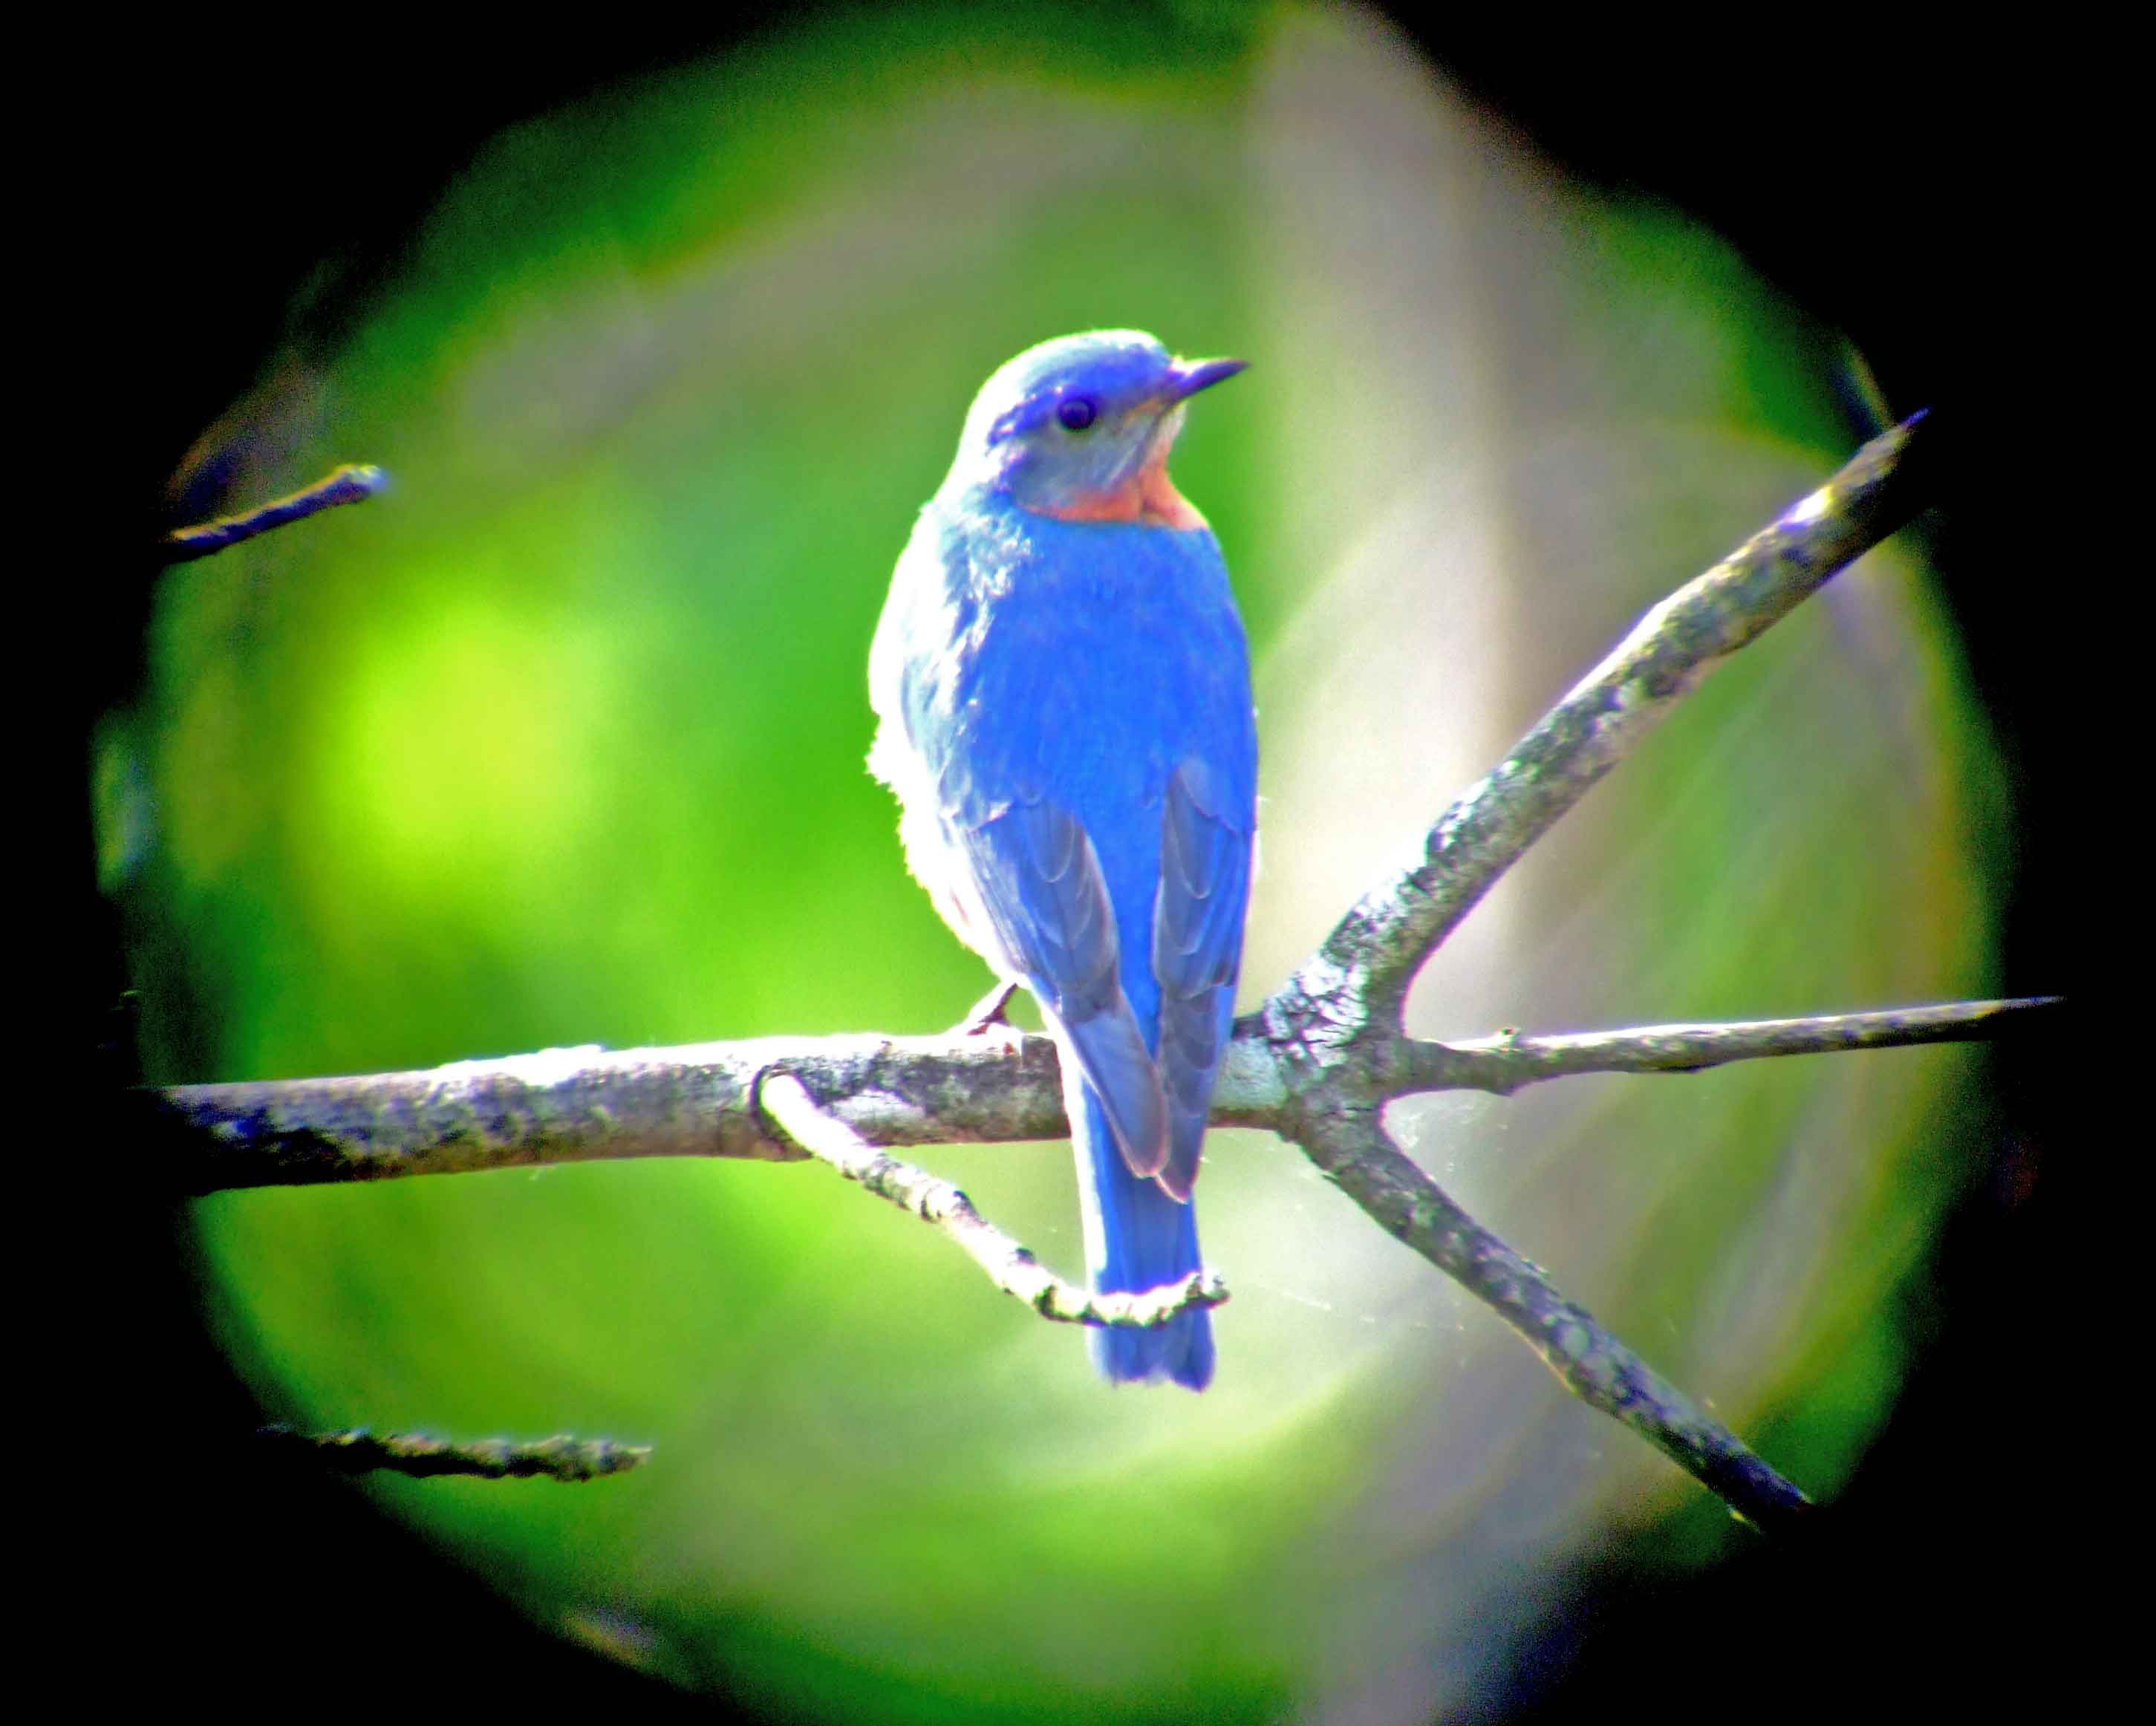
[954,980,1020,1038]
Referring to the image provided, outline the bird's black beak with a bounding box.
[1165,356,1248,400]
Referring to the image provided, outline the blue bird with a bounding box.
[869,330,1256,1391]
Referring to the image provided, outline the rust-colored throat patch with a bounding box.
[1033,406,1208,531]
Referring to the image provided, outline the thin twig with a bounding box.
[1398,997,2056,1098]
[163,463,387,563]
[759,1072,1227,1328]
[258,1424,649,1481]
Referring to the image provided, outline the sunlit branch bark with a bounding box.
[1396,997,2056,1098]
[163,463,387,563]
[256,1424,649,1482]
[760,1073,1228,1329]
[153,1033,1074,1189]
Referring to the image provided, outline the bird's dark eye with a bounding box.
[1055,396,1098,432]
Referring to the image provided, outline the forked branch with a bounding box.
[1246,414,1940,1525]
[143,412,2047,1527]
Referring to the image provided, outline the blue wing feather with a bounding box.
[957,799,1167,1176]
[1152,761,1251,1199]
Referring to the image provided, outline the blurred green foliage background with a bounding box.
[105,4,1996,1719]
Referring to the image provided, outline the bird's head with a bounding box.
[945,330,1245,530]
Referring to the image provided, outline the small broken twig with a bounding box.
[164,463,387,563]
[258,1424,649,1482]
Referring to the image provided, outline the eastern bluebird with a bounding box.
[869,330,1256,1390]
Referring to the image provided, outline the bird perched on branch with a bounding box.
[869,330,1257,1390]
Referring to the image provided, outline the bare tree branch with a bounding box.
[1263,411,1934,1046]
[1280,1107,1810,1530]
[151,1033,1084,1191]
[154,996,2050,1517]
[138,414,2045,1527]
[257,1424,648,1481]
[1398,997,2059,1098]
[760,1073,1228,1329]
[163,463,387,563]
[1242,410,1941,1525]
[149,998,2061,1191]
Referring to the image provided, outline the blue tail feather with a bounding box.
[1075,1090,1214,1390]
